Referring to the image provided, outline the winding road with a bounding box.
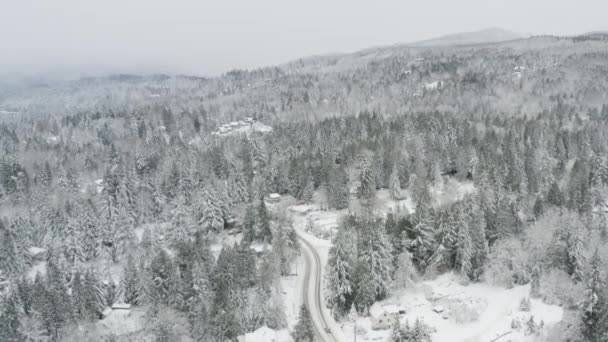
[298,233,338,342]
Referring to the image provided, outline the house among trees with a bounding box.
[370,303,401,330]
[27,246,46,262]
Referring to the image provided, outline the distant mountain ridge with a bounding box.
[409,27,526,47]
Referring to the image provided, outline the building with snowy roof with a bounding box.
[370,303,401,330]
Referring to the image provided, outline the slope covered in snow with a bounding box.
[410,28,525,47]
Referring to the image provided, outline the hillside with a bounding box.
[409,27,525,47]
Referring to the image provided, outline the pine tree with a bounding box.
[390,315,402,342]
[393,250,418,290]
[63,218,84,265]
[465,198,489,280]
[149,249,180,306]
[547,181,564,207]
[168,197,194,244]
[357,218,393,301]
[0,292,22,342]
[389,164,402,200]
[256,199,272,242]
[455,224,473,279]
[409,204,436,271]
[82,269,106,319]
[301,174,315,204]
[353,257,375,315]
[79,202,99,261]
[292,305,314,342]
[0,221,24,276]
[328,166,349,210]
[326,227,355,316]
[122,254,140,305]
[41,261,73,340]
[198,189,224,235]
[530,264,541,298]
[582,249,608,340]
[566,224,586,282]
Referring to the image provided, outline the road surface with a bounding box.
[298,233,337,342]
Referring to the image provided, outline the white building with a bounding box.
[369,304,401,330]
[265,193,282,203]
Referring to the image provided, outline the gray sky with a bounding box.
[1,0,606,77]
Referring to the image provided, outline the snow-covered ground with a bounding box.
[339,273,563,342]
[97,308,146,336]
[430,178,476,208]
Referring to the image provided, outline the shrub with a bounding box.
[519,297,531,312]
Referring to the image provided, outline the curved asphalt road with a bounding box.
[298,233,337,342]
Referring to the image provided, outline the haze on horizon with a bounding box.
[1,0,606,78]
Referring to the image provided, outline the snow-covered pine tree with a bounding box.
[301,174,315,204]
[83,269,106,319]
[326,227,355,316]
[357,218,393,301]
[530,264,541,298]
[122,253,140,305]
[389,164,401,200]
[0,220,24,276]
[582,249,608,340]
[292,304,314,342]
[353,259,375,315]
[393,250,418,290]
[455,223,473,279]
[168,196,194,244]
[409,201,436,271]
[79,201,100,261]
[63,218,84,265]
[256,199,272,242]
[197,187,225,235]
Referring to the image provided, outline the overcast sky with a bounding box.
[1,0,606,77]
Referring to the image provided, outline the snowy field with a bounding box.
[339,273,563,342]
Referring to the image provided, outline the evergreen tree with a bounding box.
[79,202,100,261]
[198,188,224,235]
[530,264,541,298]
[328,166,349,210]
[0,292,22,342]
[122,254,140,305]
[149,249,180,306]
[256,200,272,242]
[326,227,355,317]
[409,203,436,271]
[292,305,314,342]
[0,221,24,276]
[389,164,402,200]
[582,249,608,340]
[353,258,375,315]
[168,196,194,243]
[393,250,418,290]
[547,181,564,207]
[455,224,473,279]
[301,174,315,204]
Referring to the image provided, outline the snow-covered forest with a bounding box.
[1,32,608,342]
